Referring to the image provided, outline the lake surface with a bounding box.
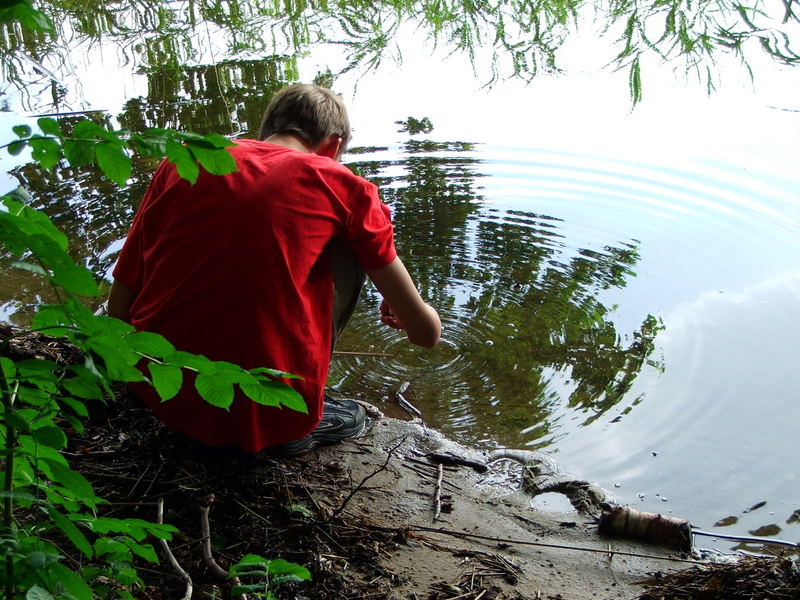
[1,11,799,554]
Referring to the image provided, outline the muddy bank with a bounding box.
[60,387,702,600]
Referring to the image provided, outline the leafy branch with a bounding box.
[5,118,238,186]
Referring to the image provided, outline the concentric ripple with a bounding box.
[333,143,800,548]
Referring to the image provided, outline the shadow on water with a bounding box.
[334,139,664,449]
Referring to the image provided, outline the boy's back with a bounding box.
[114,139,396,452]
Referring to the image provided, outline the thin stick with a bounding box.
[331,437,407,519]
[397,393,422,417]
[199,502,230,580]
[199,500,250,600]
[433,463,443,521]
[407,526,706,565]
[692,529,800,548]
[157,499,193,600]
[333,350,395,357]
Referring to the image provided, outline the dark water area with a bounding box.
[2,9,800,556]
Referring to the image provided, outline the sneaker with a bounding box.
[266,394,366,457]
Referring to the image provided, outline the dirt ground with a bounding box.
[64,388,708,600]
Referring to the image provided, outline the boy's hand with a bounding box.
[380,299,404,330]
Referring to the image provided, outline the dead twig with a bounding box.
[200,495,249,600]
[331,437,407,519]
[406,525,706,565]
[199,498,230,580]
[157,498,193,600]
[333,350,395,357]
[433,463,443,521]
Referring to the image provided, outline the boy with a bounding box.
[108,84,440,455]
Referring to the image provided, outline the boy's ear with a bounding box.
[314,135,343,160]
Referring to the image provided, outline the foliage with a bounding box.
[1,0,798,107]
[5,116,238,186]
[0,155,307,599]
[0,12,311,598]
[229,554,312,599]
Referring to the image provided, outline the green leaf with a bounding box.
[0,487,38,501]
[13,124,31,137]
[10,1,54,32]
[121,537,159,563]
[59,396,89,418]
[244,378,307,413]
[92,517,176,541]
[0,200,69,250]
[188,143,237,176]
[84,333,145,382]
[148,363,183,401]
[31,306,72,337]
[31,426,67,450]
[8,139,27,155]
[45,506,93,558]
[94,537,130,558]
[49,260,100,296]
[88,315,136,336]
[62,138,95,167]
[95,141,132,186]
[267,558,312,580]
[62,376,103,400]
[29,136,61,170]
[49,562,92,600]
[5,409,31,432]
[126,331,175,357]
[168,350,213,371]
[195,372,235,409]
[166,139,199,184]
[73,120,114,140]
[37,117,61,137]
[202,133,235,148]
[131,132,167,157]
[19,435,68,466]
[25,585,55,600]
[0,356,16,379]
[40,458,99,509]
[249,366,302,380]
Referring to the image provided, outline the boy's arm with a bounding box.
[366,257,441,348]
[108,279,136,323]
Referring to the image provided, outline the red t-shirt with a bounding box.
[113,139,396,452]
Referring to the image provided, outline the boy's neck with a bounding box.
[263,132,313,153]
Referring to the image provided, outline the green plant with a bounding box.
[0,89,313,600]
[0,183,309,600]
[229,554,312,599]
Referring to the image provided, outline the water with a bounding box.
[2,12,799,554]
[330,143,800,552]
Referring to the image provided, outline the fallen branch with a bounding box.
[157,498,193,600]
[199,498,229,580]
[200,496,248,600]
[406,525,706,564]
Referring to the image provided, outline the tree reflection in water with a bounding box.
[336,140,664,449]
